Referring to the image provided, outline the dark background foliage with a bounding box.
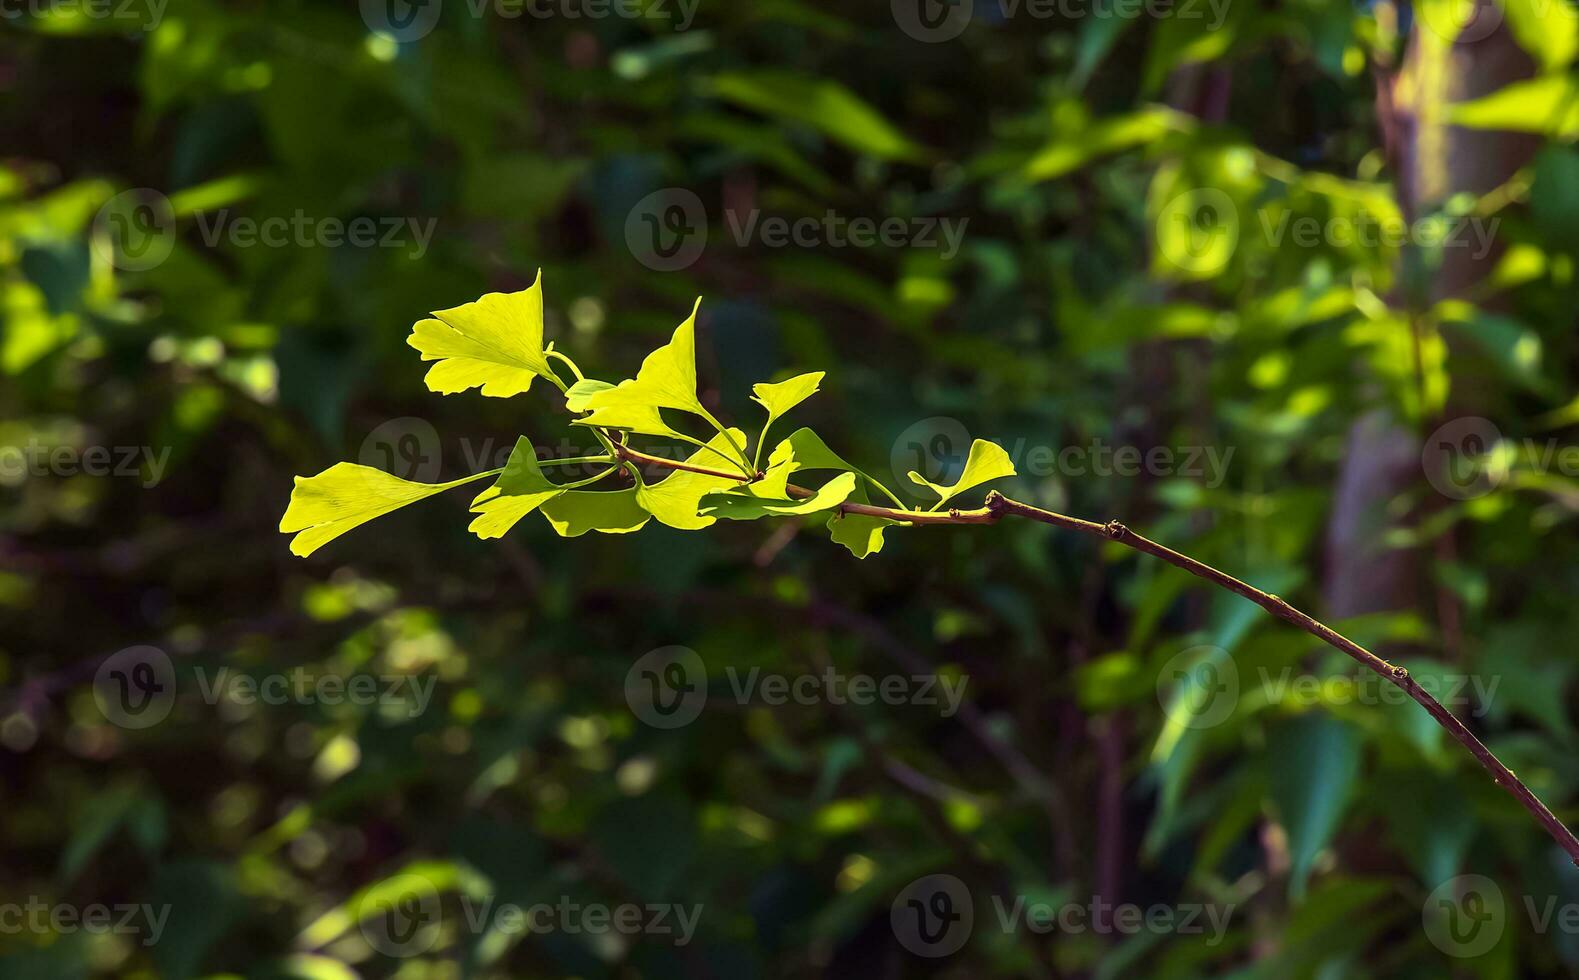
[4,0,1579,976]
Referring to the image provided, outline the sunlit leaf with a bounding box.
[827,482,906,558]
[700,472,857,521]
[637,430,747,530]
[407,271,558,397]
[539,487,650,537]
[573,396,693,443]
[581,299,709,418]
[468,438,568,540]
[280,463,491,557]
[907,439,1015,507]
[565,378,614,411]
[752,371,823,423]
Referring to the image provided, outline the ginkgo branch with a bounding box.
[608,443,1579,868]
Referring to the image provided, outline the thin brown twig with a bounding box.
[605,444,1579,867]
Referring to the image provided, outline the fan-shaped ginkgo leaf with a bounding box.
[280,463,493,557]
[408,271,557,397]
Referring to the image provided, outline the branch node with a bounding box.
[1391,665,1409,682]
[1104,520,1127,539]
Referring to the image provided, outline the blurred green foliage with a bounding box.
[4,0,1579,977]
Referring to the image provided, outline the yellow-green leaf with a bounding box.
[280,463,491,557]
[701,472,858,521]
[827,482,907,558]
[581,299,708,417]
[539,487,650,537]
[637,430,747,530]
[565,378,615,411]
[908,439,1016,508]
[752,372,823,424]
[573,388,693,443]
[407,271,557,398]
[467,437,566,540]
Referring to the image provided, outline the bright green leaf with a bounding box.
[700,472,857,521]
[766,427,904,507]
[468,438,568,540]
[827,482,907,558]
[580,299,708,417]
[539,487,650,537]
[572,396,693,443]
[407,271,559,397]
[637,430,748,530]
[752,371,823,423]
[280,463,493,557]
[906,439,1016,508]
[565,378,615,411]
